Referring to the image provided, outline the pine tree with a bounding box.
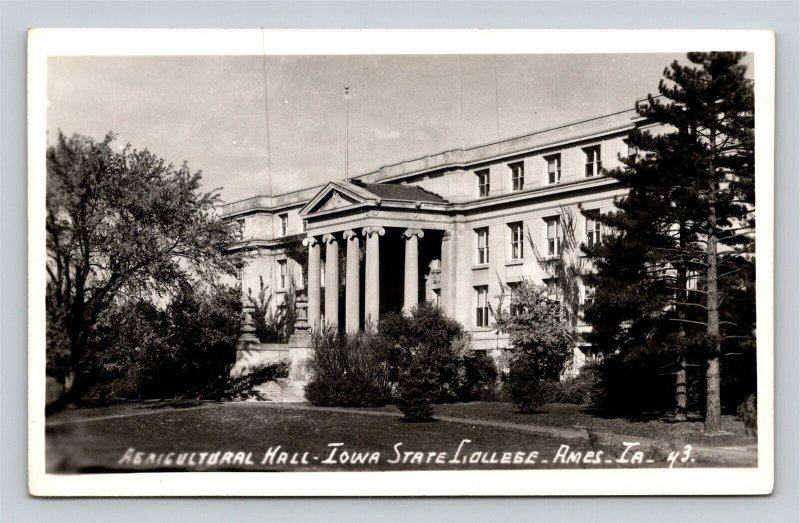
[584,53,755,432]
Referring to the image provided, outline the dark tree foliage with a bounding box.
[396,358,437,422]
[305,326,392,407]
[46,131,241,402]
[380,302,477,404]
[583,53,755,430]
[84,282,241,400]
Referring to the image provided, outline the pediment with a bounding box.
[316,189,358,212]
[300,182,371,216]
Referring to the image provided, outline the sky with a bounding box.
[47,53,753,203]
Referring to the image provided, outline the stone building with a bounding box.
[222,107,646,373]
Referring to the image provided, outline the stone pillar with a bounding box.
[287,293,311,384]
[233,297,260,363]
[362,226,385,327]
[343,230,360,332]
[402,228,424,312]
[440,229,454,316]
[322,234,340,329]
[303,236,321,330]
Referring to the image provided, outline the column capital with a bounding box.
[342,229,359,241]
[402,228,425,240]
[302,236,319,247]
[362,226,385,238]
[321,233,338,244]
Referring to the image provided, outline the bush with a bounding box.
[548,363,603,405]
[396,359,436,422]
[454,339,499,402]
[305,326,391,407]
[494,281,575,412]
[381,302,495,404]
[82,282,241,401]
[505,358,552,413]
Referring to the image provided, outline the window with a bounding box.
[583,285,595,306]
[475,286,489,327]
[623,139,638,162]
[584,145,602,177]
[510,162,524,191]
[475,227,490,265]
[509,222,524,261]
[278,260,287,290]
[432,288,441,306]
[507,282,522,317]
[546,217,562,256]
[546,154,561,184]
[320,260,325,287]
[476,169,490,197]
[302,219,308,232]
[279,214,288,236]
[234,218,245,241]
[585,216,601,250]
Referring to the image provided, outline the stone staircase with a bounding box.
[251,378,306,403]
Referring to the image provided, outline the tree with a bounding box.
[246,275,296,343]
[494,281,575,412]
[82,281,242,401]
[379,302,467,403]
[46,131,241,402]
[529,205,585,329]
[584,53,755,432]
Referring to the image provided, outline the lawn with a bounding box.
[415,402,754,447]
[45,401,756,473]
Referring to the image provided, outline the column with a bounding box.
[362,226,385,327]
[439,229,454,316]
[402,228,424,312]
[342,230,360,332]
[303,236,321,330]
[322,233,339,329]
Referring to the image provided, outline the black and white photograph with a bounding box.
[27,29,775,496]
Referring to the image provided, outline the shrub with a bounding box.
[381,302,484,404]
[305,327,391,407]
[83,282,241,401]
[494,281,575,412]
[396,359,437,422]
[453,336,499,402]
[549,362,603,405]
[504,358,552,412]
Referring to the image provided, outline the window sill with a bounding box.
[505,259,524,267]
[472,264,490,270]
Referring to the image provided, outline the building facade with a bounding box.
[222,107,646,372]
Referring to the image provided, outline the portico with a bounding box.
[299,180,450,331]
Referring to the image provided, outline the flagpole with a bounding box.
[345,85,350,181]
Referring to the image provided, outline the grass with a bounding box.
[45,401,756,473]
[429,402,755,447]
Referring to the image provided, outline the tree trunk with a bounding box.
[674,351,688,421]
[674,222,689,422]
[705,199,722,433]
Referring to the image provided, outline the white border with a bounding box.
[28,29,775,497]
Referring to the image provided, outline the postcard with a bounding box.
[28,28,775,496]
